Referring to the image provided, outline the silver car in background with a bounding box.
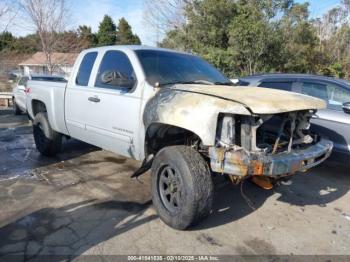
[12,75,66,115]
[240,74,350,160]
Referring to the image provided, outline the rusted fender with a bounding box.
[143,88,251,146]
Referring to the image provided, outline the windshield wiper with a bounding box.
[214,81,235,86]
[157,80,235,87]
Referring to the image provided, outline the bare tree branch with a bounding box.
[19,0,70,74]
[0,0,19,32]
[143,0,191,43]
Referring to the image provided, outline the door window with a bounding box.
[301,82,350,111]
[95,51,136,90]
[326,83,350,111]
[301,81,350,111]
[258,81,293,91]
[75,52,98,86]
[301,82,328,101]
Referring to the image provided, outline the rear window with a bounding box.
[76,52,98,86]
[258,81,293,91]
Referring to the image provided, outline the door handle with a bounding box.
[88,96,100,103]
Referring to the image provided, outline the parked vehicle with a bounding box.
[12,75,66,115]
[240,74,350,159]
[26,46,333,229]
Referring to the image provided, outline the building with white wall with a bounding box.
[18,52,78,77]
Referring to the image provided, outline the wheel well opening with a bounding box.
[145,123,202,156]
[32,100,47,116]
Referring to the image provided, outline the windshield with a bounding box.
[135,50,231,86]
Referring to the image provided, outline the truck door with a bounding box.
[78,50,142,159]
[65,51,98,144]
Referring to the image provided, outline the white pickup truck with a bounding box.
[26,46,333,229]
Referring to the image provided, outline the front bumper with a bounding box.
[209,138,333,177]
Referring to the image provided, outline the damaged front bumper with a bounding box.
[209,138,333,177]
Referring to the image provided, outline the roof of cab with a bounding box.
[81,45,189,55]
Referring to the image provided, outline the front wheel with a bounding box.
[33,112,62,156]
[151,146,213,230]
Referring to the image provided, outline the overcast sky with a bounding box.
[2,0,343,46]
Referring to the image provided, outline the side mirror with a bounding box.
[343,102,350,114]
[100,70,135,88]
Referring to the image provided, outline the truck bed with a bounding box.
[27,80,69,136]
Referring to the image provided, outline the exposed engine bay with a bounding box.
[209,110,332,184]
[215,110,318,154]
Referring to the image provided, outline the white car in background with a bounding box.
[12,75,66,115]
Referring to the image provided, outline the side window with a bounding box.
[301,82,328,101]
[300,81,350,111]
[75,52,98,86]
[95,50,136,90]
[258,81,293,91]
[326,83,350,111]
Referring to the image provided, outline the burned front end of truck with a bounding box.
[209,110,333,187]
[143,84,333,189]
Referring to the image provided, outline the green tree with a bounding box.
[228,1,271,75]
[161,0,239,76]
[77,25,97,48]
[279,3,320,73]
[97,15,116,46]
[12,33,41,54]
[160,0,295,77]
[0,31,15,51]
[115,18,141,45]
[55,30,82,52]
[184,0,237,50]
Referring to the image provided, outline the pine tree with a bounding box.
[97,15,117,46]
[0,31,15,51]
[77,25,97,48]
[116,18,141,45]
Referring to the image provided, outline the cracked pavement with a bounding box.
[0,108,350,260]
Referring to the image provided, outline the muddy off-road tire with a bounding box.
[13,98,21,115]
[33,112,62,156]
[151,146,213,230]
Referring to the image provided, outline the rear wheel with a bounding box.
[151,146,213,230]
[33,112,62,156]
[13,98,21,115]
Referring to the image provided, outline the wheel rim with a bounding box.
[158,165,183,213]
